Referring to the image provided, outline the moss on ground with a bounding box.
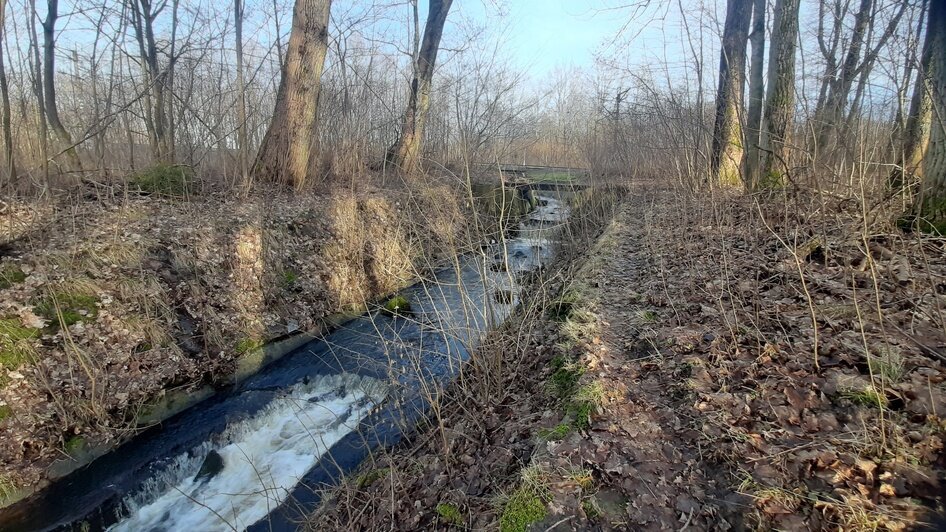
[0,265,26,290]
[500,483,547,532]
[436,503,463,526]
[130,164,194,197]
[35,292,99,330]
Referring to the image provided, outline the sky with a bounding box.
[445,0,715,85]
[501,1,629,75]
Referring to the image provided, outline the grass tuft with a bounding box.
[547,292,579,321]
[867,347,905,385]
[842,386,888,409]
[538,422,572,441]
[0,318,40,370]
[581,497,601,519]
[280,269,299,289]
[549,355,584,399]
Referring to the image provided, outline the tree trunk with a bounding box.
[743,0,766,186]
[387,0,454,174]
[253,0,332,188]
[235,0,249,188]
[758,0,801,187]
[28,0,49,180]
[0,0,15,182]
[42,0,81,171]
[710,0,752,187]
[903,0,946,231]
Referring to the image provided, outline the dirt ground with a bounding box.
[315,181,946,531]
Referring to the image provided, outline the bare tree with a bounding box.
[815,0,909,149]
[42,0,81,171]
[710,0,751,187]
[254,0,332,188]
[235,0,248,187]
[757,0,801,187]
[386,0,453,174]
[128,0,174,161]
[0,0,14,182]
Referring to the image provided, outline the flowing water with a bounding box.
[0,191,570,532]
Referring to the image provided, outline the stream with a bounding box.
[0,191,570,532]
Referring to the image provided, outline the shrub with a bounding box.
[129,164,194,197]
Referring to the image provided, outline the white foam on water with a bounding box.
[109,373,387,532]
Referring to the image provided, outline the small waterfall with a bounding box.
[109,373,387,532]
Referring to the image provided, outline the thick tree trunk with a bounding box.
[743,0,766,187]
[42,0,81,171]
[904,0,946,231]
[0,0,15,182]
[758,0,801,186]
[387,0,454,174]
[253,0,332,188]
[710,0,752,187]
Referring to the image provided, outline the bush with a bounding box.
[129,164,194,197]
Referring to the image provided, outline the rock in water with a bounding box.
[194,450,224,482]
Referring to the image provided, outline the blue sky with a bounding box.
[445,0,707,83]
[501,1,628,74]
